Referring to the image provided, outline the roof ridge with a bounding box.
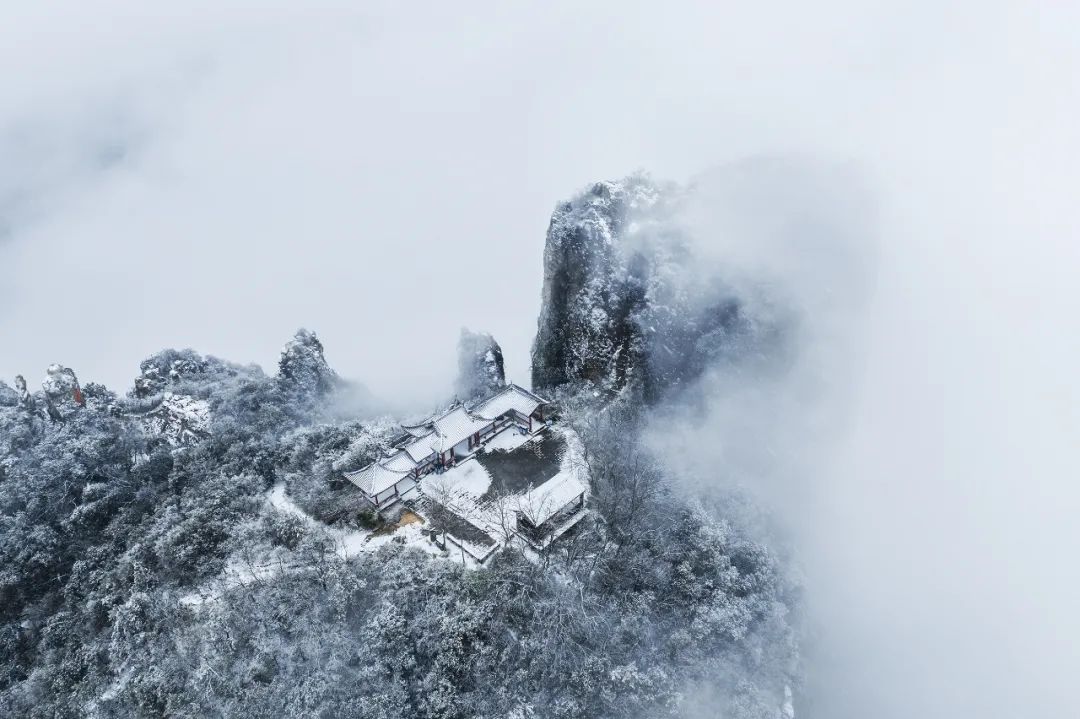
[376,461,414,474]
[346,450,419,479]
[506,382,550,404]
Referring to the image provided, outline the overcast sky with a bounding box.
[1,2,1078,717]
[0,0,1027,402]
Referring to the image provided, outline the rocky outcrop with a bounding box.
[13,375,33,411]
[531,178,651,395]
[136,392,211,447]
[0,380,19,408]
[134,350,209,398]
[278,329,339,397]
[531,174,768,402]
[41,364,85,420]
[42,364,83,403]
[129,350,221,445]
[455,328,505,400]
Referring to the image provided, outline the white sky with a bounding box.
[1,2,1078,717]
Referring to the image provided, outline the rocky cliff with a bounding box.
[531,174,770,402]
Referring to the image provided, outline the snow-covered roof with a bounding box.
[403,433,438,462]
[401,423,433,438]
[343,385,552,499]
[517,472,586,527]
[344,453,414,495]
[473,383,549,421]
[382,451,416,472]
[432,405,492,451]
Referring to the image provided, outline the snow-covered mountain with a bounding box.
[0,176,798,719]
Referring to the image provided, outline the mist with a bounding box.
[645,73,1077,719]
[2,2,1078,717]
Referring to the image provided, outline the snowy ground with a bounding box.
[133,392,211,447]
[431,458,492,497]
[423,426,589,554]
[482,425,536,452]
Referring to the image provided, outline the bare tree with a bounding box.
[571,402,665,554]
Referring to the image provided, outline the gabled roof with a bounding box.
[344,453,415,495]
[432,405,492,451]
[473,383,549,421]
[403,432,439,462]
[400,423,434,438]
[517,472,586,527]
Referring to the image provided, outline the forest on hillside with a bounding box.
[0,330,799,719]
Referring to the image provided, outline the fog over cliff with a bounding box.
[1,3,1077,718]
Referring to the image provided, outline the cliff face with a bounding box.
[531,175,768,402]
[531,177,655,395]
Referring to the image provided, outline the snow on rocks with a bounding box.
[455,328,506,400]
[278,328,339,396]
[136,392,211,447]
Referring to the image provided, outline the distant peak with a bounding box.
[278,328,338,395]
[455,328,505,400]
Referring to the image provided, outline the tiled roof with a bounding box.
[403,433,439,462]
[474,383,549,421]
[344,385,551,499]
[517,472,586,527]
[432,406,492,451]
[344,455,414,495]
[401,423,434,438]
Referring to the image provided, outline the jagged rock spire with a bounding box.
[38,365,85,420]
[13,374,33,411]
[531,176,663,394]
[531,174,763,402]
[278,328,338,396]
[455,328,505,400]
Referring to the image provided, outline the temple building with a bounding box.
[344,384,550,509]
